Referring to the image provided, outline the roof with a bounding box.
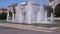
[0,7,7,11]
[8,3,18,7]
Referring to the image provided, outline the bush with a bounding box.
[0,12,7,20]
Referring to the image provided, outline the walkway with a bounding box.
[0,26,58,34]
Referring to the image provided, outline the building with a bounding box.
[46,0,60,7]
[46,0,60,17]
[0,8,7,13]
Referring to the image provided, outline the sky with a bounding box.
[0,0,46,8]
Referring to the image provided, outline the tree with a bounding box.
[55,4,60,17]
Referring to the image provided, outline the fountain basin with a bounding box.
[3,20,59,28]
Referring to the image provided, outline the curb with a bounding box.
[0,23,60,33]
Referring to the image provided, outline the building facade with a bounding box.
[46,0,60,17]
[46,0,60,6]
[0,8,7,13]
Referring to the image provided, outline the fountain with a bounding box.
[14,0,51,24]
[5,0,60,29]
[15,3,23,22]
[7,0,52,24]
[51,12,54,22]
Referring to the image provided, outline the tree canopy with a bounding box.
[0,12,7,20]
[55,4,60,17]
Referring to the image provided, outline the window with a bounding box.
[49,0,54,2]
